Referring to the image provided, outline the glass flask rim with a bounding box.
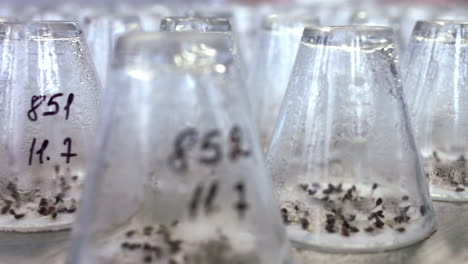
[160,16,232,33]
[301,26,394,50]
[303,26,393,36]
[416,19,468,27]
[0,21,83,40]
[412,19,468,42]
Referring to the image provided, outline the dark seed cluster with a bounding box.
[280,182,427,237]
[428,152,468,193]
[115,223,259,264]
[36,196,76,219]
[121,224,181,263]
[0,165,80,221]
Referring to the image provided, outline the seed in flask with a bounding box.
[143,255,152,263]
[374,219,385,229]
[341,225,350,237]
[6,182,20,203]
[1,203,11,215]
[419,205,426,216]
[280,208,290,224]
[55,193,64,204]
[126,230,136,237]
[396,227,406,233]
[38,207,48,215]
[325,223,336,233]
[168,239,182,254]
[14,214,25,219]
[66,206,76,213]
[376,198,383,206]
[143,226,153,236]
[300,218,309,230]
[121,242,129,249]
[57,206,66,213]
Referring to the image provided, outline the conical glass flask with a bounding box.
[0,22,102,232]
[403,20,468,202]
[266,26,436,252]
[248,13,318,149]
[67,31,295,264]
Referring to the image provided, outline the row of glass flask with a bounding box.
[1,13,468,264]
[4,1,468,66]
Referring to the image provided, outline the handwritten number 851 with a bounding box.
[27,93,74,121]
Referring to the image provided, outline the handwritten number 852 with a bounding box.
[27,93,74,121]
[168,126,250,173]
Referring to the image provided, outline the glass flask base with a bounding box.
[0,176,81,232]
[279,182,436,252]
[423,151,468,202]
[96,222,262,264]
[288,219,436,253]
[430,187,468,202]
[0,212,75,232]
